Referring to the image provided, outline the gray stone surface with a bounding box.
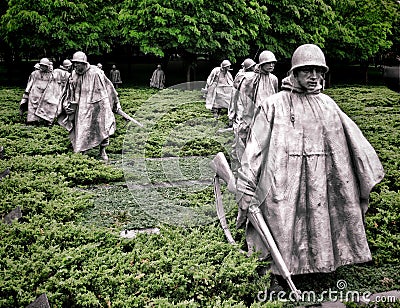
[120,228,160,239]
[26,293,50,308]
[4,206,22,224]
[0,168,10,180]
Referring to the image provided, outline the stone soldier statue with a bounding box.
[242,50,279,109]
[229,58,257,121]
[51,59,72,118]
[109,64,122,89]
[233,51,279,149]
[149,64,166,89]
[236,44,384,276]
[204,60,234,118]
[229,58,257,175]
[20,57,59,124]
[58,51,122,161]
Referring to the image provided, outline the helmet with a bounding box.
[242,58,256,70]
[39,58,51,67]
[290,44,329,73]
[258,50,277,65]
[71,51,88,63]
[63,59,72,67]
[220,60,231,68]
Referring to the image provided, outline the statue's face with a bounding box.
[39,64,48,72]
[74,62,87,74]
[296,66,324,91]
[260,62,275,73]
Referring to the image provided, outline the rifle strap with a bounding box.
[213,175,236,245]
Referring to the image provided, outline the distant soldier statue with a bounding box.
[204,60,234,118]
[149,64,166,89]
[236,44,384,277]
[109,64,122,89]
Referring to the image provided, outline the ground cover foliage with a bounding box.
[0,85,399,307]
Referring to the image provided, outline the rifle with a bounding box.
[210,153,237,245]
[116,109,144,127]
[210,152,301,300]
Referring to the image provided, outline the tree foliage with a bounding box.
[386,0,400,55]
[119,0,271,62]
[258,0,336,58]
[0,0,122,59]
[324,0,397,61]
[0,0,399,65]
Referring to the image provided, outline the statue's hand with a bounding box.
[236,193,252,228]
[19,106,24,117]
[19,98,27,117]
[65,101,76,115]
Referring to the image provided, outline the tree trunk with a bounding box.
[361,60,369,84]
[186,63,191,82]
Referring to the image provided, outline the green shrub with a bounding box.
[0,222,272,307]
[0,85,399,307]
[0,154,124,187]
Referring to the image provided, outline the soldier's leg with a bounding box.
[99,137,110,161]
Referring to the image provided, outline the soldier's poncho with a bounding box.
[229,69,247,120]
[241,68,279,109]
[236,75,384,275]
[236,69,279,137]
[51,67,71,118]
[229,70,256,173]
[59,65,120,153]
[205,67,234,110]
[20,70,59,123]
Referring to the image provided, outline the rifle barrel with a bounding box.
[248,206,301,300]
[116,109,144,127]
